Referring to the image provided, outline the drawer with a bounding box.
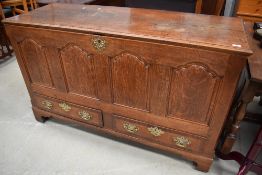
[112,115,204,152]
[239,0,262,7]
[238,5,262,16]
[34,95,103,127]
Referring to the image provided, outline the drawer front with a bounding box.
[34,95,103,127]
[239,0,262,7]
[112,115,204,152]
[238,0,262,15]
[238,6,262,16]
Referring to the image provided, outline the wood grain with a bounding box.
[3,3,252,55]
[60,43,97,97]
[112,52,149,110]
[168,64,221,124]
[19,39,53,87]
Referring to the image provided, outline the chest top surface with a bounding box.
[3,3,252,55]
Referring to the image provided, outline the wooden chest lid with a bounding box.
[3,3,252,55]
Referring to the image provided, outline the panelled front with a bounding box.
[7,26,229,133]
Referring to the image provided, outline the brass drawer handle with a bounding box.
[42,100,53,110]
[79,110,92,121]
[173,136,191,148]
[123,122,139,133]
[59,102,71,112]
[92,37,107,51]
[148,127,164,137]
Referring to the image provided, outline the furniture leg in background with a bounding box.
[0,0,38,19]
[195,0,203,13]
[221,22,262,154]
[217,126,262,175]
[0,22,13,59]
[221,82,261,154]
[0,3,4,19]
[215,0,226,15]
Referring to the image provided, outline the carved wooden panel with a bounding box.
[93,54,112,102]
[112,52,149,110]
[60,44,97,98]
[167,64,221,123]
[149,64,172,116]
[44,48,67,92]
[19,39,53,87]
[18,34,223,125]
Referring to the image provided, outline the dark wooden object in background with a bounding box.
[221,22,262,154]
[201,0,225,15]
[0,22,12,59]
[36,0,124,6]
[110,0,223,15]
[0,3,4,19]
[36,0,97,6]
[124,0,202,14]
[218,126,262,175]
[37,0,200,13]
[3,4,252,172]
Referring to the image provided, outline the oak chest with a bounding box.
[3,4,252,172]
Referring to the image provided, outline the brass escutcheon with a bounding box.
[148,127,165,137]
[92,37,107,51]
[123,122,139,134]
[79,110,92,121]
